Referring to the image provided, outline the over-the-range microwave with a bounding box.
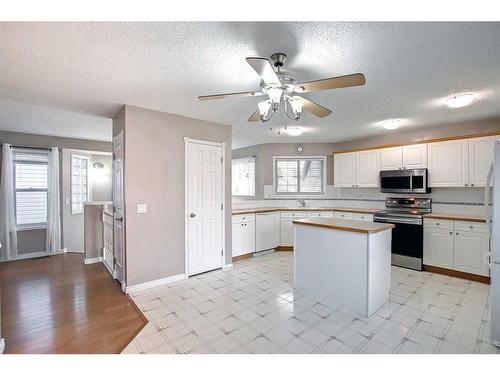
[380,168,431,194]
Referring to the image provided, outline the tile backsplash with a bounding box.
[233,186,490,216]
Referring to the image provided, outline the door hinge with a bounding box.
[221,203,223,210]
[221,250,223,256]
[221,157,223,163]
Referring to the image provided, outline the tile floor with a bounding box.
[123,252,499,354]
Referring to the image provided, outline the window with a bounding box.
[71,154,90,214]
[274,157,325,195]
[13,149,49,228]
[232,157,255,196]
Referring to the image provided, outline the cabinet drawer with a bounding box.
[424,218,453,230]
[232,213,255,224]
[334,211,353,219]
[281,211,307,218]
[306,211,334,218]
[351,213,373,222]
[454,220,488,234]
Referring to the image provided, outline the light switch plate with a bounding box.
[136,203,147,214]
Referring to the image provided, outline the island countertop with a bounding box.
[292,217,395,234]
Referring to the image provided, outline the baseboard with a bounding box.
[276,246,293,251]
[223,263,233,270]
[125,273,186,294]
[232,253,254,262]
[84,256,103,265]
[0,338,5,354]
[423,264,490,284]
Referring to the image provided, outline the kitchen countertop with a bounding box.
[292,217,395,234]
[424,213,487,223]
[232,207,380,215]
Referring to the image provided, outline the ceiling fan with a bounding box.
[198,53,366,123]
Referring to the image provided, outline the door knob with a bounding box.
[190,213,196,218]
[115,217,123,222]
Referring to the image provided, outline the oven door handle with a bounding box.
[374,217,422,225]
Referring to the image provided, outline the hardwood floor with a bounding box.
[0,253,147,354]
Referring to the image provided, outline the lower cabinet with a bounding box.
[281,211,307,246]
[424,219,490,277]
[256,212,280,252]
[232,214,255,257]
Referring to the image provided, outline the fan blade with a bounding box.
[246,57,280,85]
[300,97,332,118]
[198,91,262,101]
[248,110,261,122]
[296,73,365,93]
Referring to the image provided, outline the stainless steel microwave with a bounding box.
[380,168,430,194]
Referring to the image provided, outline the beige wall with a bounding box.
[233,117,500,199]
[114,105,232,287]
[0,131,112,254]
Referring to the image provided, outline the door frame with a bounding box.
[184,137,226,277]
[113,130,126,291]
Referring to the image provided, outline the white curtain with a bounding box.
[0,143,17,259]
[46,147,61,253]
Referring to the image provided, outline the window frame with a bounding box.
[232,156,256,197]
[13,154,49,231]
[70,154,91,215]
[273,156,327,197]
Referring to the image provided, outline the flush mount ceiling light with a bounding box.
[445,93,478,108]
[376,118,408,130]
[93,162,104,169]
[199,52,366,123]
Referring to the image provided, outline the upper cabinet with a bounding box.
[334,152,356,187]
[428,139,469,187]
[402,144,428,169]
[469,135,500,187]
[380,146,403,170]
[380,144,427,170]
[355,149,381,187]
[334,150,380,188]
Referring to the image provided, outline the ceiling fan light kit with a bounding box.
[198,52,366,126]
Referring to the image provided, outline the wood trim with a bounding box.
[276,246,293,251]
[293,218,394,234]
[119,294,149,353]
[423,264,490,284]
[232,253,253,262]
[332,130,500,155]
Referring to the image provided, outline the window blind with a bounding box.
[275,157,325,195]
[13,149,49,227]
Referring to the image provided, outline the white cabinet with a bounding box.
[380,146,403,170]
[351,213,373,222]
[402,144,427,169]
[424,218,490,277]
[306,211,334,218]
[232,214,255,257]
[333,152,356,187]
[280,211,307,246]
[334,211,353,220]
[469,135,500,187]
[355,149,381,187]
[424,227,454,269]
[428,139,469,187]
[380,144,427,171]
[454,231,490,276]
[256,212,280,252]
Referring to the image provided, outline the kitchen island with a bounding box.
[293,217,394,317]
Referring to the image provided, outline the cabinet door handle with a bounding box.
[469,226,474,229]
[464,184,468,187]
[456,232,459,235]
[436,222,440,226]
[449,231,453,235]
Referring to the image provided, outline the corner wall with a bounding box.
[114,105,232,287]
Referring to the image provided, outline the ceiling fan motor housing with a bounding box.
[270,53,287,68]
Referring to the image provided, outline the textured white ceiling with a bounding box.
[0,22,499,148]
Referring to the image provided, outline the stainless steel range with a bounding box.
[373,197,432,271]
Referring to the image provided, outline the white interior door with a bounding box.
[113,131,125,287]
[186,140,223,276]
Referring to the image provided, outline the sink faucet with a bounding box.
[298,199,306,207]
